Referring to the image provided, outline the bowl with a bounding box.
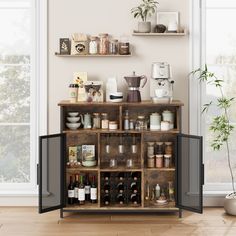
[67,116,80,123]
[66,123,81,130]
[68,112,79,117]
[82,160,97,167]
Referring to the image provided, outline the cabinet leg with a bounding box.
[178,209,183,218]
[60,209,64,219]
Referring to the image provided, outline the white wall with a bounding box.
[48,0,189,133]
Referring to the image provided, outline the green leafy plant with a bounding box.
[191,65,235,193]
[131,0,159,22]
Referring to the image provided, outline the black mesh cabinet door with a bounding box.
[38,134,66,213]
[176,134,204,213]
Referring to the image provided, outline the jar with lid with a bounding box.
[93,113,101,129]
[109,121,118,130]
[156,155,163,168]
[164,154,172,168]
[165,142,173,155]
[147,155,155,168]
[109,39,118,54]
[147,142,155,156]
[101,113,109,129]
[155,142,163,155]
[99,33,109,55]
[162,110,174,129]
[136,115,147,130]
[119,35,130,55]
[89,36,98,55]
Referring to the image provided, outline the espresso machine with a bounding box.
[150,62,174,103]
[124,72,147,102]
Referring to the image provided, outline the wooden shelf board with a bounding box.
[132,31,187,36]
[58,100,184,107]
[145,168,175,171]
[63,129,180,134]
[144,201,177,210]
[66,167,99,172]
[100,168,143,172]
[65,203,99,210]
[55,52,132,57]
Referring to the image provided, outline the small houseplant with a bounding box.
[191,65,236,215]
[131,0,159,33]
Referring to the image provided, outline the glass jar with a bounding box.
[129,119,135,130]
[92,113,101,129]
[155,142,164,155]
[109,121,118,130]
[147,142,155,156]
[168,181,175,201]
[99,33,109,55]
[110,158,117,168]
[165,142,173,155]
[156,155,163,168]
[147,156,155,168]
[164,154,172,168]
[136,115,147,130]
[89,36,98,54]
[119,36,130,55]
[109,39,118,54]
[162,110,174,129]
[101,113,109,129]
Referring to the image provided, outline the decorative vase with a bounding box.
[224,193,236,215]
[138,22,151,33]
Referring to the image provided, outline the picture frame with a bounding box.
[59,38,71,55]
[156,12,179,33]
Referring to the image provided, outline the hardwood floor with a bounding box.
[0,207,236,236]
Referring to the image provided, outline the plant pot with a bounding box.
[138,22,151,33]
[224,193,236,215]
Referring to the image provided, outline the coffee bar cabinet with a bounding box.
[38,100,204,218]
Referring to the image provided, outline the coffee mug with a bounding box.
[155,89,168,98]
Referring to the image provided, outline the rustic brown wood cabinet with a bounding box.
[38,100,204,218]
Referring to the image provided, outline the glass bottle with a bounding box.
[68,176,75,205]
[84,174,91,201]
[124,110,129,130]
[78,175,85,205]
[99,33,109,55]
[74,174,79,203]
[168,181,175,202]
[90,175,97,203]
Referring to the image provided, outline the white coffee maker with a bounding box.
[150,62,174,103]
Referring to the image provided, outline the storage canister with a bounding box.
[101,113,109,129]
[89,36,98,54]
[162,110,174,129]
[147,156,155,168]
[155,142,163,155]
[92,113,101,129]
[147,142,155,156]
[150,113,161,130]
[109,121,118,130]
[109,39,118,54]
[164,154,172,168]
[156,154,163,168]
[99,33,109,55]
[165,142,173,155]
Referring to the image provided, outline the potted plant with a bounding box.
[131,0,159,33]
[191,65,236,215]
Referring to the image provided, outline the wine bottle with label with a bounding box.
[84,174,91,201]
[103,194,110,205]
[117,182,124,193]
[104,172,110,181]
[130,182,138,193]
[131,172,139,181]
[78,175,85,205]
[90,175,97,203]
[118,172,125,181]
[74,174,79,204]
[130,193,138,205]
[117,193,124,205]
[68,176,75,205]
[104,182,110,194]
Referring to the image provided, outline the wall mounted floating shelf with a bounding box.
[132,30,187,37]
[55,52,132,57]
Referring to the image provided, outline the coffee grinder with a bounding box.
[150,62,174,103]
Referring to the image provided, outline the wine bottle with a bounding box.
[130,193,138,205]
[74,174,79,204]
[78,175,85,205]
[117,182,124,193]
[104,172,110,181]
[130,182,138,193]
[104,182,110,193]
[117,193,124,205]
[103,194,110,205]
[90,175,97,203]
[118,172,125,181]
[85,174,91,201]
[131,172,139,181]
[68,176,75,205]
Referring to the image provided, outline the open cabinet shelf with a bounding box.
[38,100,204,218]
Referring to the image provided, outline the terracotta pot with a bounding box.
[224,193,236,215]
[138,22,151,33]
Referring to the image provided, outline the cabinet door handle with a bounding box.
[201,164,205,185]
[37,164,39,185]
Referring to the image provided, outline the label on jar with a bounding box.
[74,187,78,198]
[68,190,74,198]
[90,188,97,200]
[85,185,91,194]
[78,188,85,201]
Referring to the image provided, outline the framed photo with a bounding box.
[156,12,179,32]
[59,38,71,55]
